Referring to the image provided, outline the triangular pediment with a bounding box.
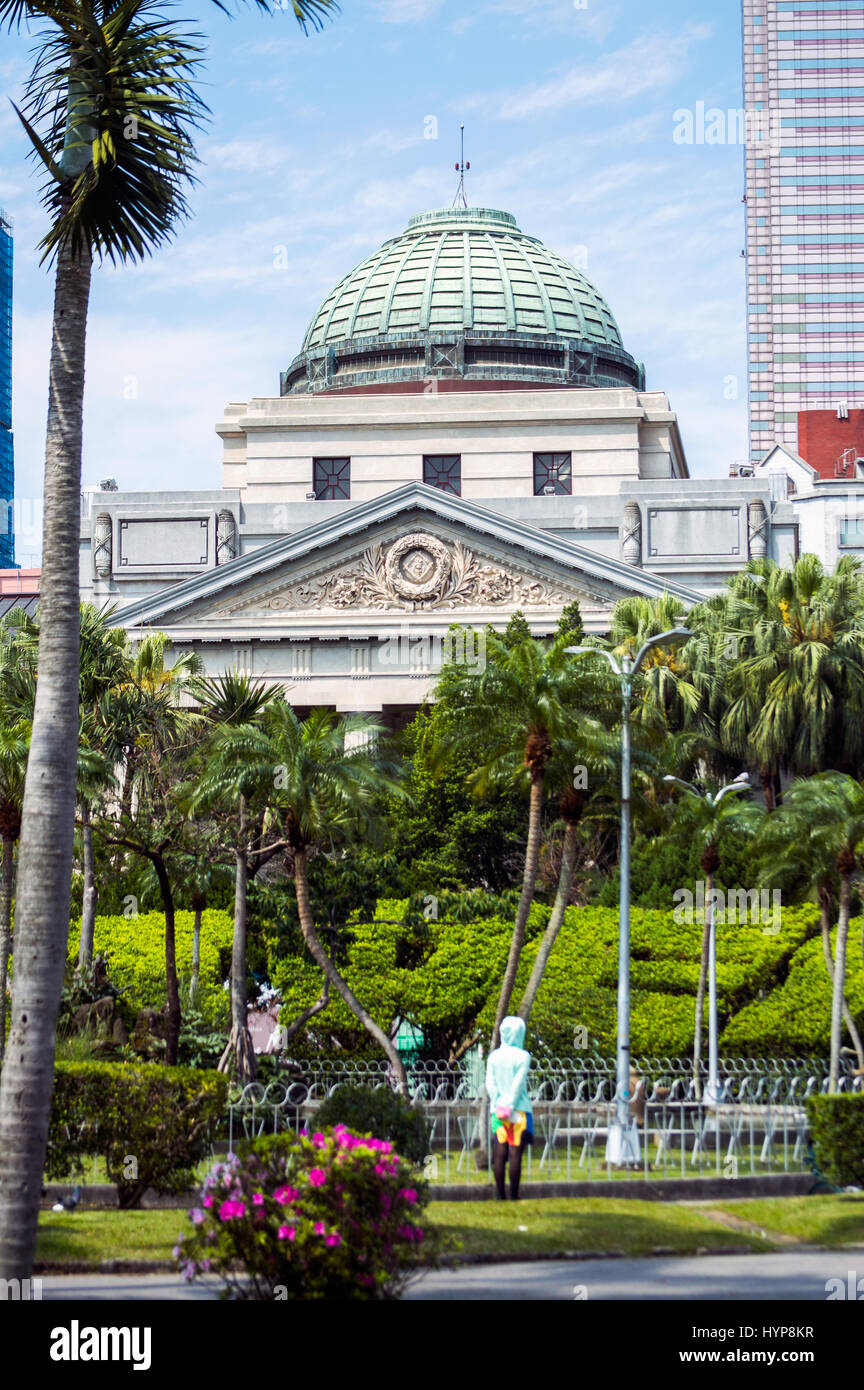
[113,484,701,634]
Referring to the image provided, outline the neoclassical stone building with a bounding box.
[78,205,862,726]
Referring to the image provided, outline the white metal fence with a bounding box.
[224,1056,860,1186]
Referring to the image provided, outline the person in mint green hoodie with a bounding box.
[485,1015,533,1200]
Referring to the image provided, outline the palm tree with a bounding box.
[717,556,864,806]
[76,606,131,969]
[610,595,705,740]
[94,634,202,1060]
[185,673,276,1076]
[517,731,621,1023]
[662,779,762,1093]
[437,632,598,1046]
[192,704,409,1088]
[0,724,29,1061]
[0,0,338,1281]
[756,773,864,1088]
[754,797,864,1070]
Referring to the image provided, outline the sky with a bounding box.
[0,0,747,564]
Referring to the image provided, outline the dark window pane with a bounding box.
[423,455,461,495]
[533,452,572,496]
[313,457,351,499]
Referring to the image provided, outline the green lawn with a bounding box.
[35,1210,187,1268]
[33,1194,864,1270]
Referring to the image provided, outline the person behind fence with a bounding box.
[486,1016,533,1200]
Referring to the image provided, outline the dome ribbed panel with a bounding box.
[299,208,627,353]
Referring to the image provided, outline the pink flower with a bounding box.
[325,1232,342,1248]
[202,1196,213,1209]
[308,1169,326,1188]
[272,1185,298,1205]
[314,1221,326,1235]
[218,1199,246,1222]
[278,1225,296,1241]
[189,1208,205,1225]
[399,1188,418,1205]
[252,1193,265,1207]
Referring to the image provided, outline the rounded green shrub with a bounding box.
[314,1083,430,1167]
[46,1061,228,1208]
[806,1093,864,1188]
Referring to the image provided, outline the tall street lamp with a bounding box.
[662,772,750,1105]
[567,627,692,1164]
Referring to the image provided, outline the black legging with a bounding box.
[492,1132,529,1200]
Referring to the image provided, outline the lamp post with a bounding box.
[662,772,750,1105]
[567,627,692,1164]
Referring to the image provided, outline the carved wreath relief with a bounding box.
[252,532,566,614]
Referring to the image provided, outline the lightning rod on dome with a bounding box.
[452,124,469,209]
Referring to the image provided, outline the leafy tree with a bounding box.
[556,599,584,647]
[386,701,527,894]
[502,610,532,648]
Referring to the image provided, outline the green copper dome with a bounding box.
[282,207,643,395]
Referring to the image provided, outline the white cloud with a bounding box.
[372,0,445,23]
[462,24,713,120]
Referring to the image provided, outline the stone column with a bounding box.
[748,499,769,559]
[216,509,237,566]
[621,500,642,567]
[93,513,112,579]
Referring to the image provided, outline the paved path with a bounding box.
[39,1248,864,1301]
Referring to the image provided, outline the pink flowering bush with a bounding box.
[175,1126,438,1300]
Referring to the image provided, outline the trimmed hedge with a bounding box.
[270,900,823,1059]
[721,925,864,1057]
[806,1093,864,1188]
[66,910,234,1023]
[46,1061,228,1208]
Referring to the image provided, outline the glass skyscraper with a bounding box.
[743,1,864,463]
[0,209,13,566]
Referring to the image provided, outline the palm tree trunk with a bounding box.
[149,852,181,1066]
[219,830,255,1084]
[77,801,97,973]
[0,228,92,1280]
[820,889,864,1070]
[693,873,712,1099]
[0,836,14,1062]
[829,872,852,1092]
[293,843,408,1095]
[518,819,579,1024]
[493,768,544,1047]
[190,904,202,1004]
